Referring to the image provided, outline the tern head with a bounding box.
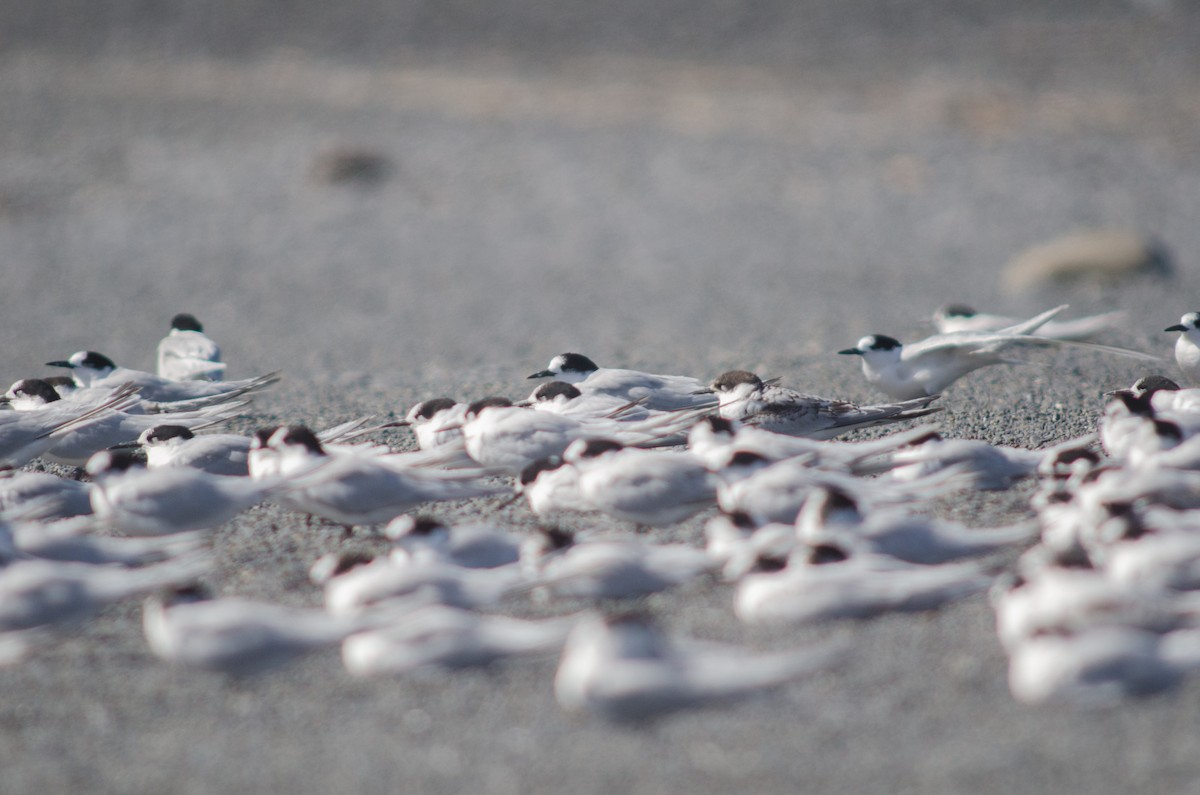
[86,448,146,477]
[170,313,205,333]
[805,542,850,565]
[805,485,863,526]
[5,378,63,408]
[838,335,903,359]
[1129,375,1181,397]
[517,456,565,489]
[705,370,765,404]
[595,612,669,660]
[46,351,118,380]
[1107,389,1155,417]
[138,425,196,446]
[721,449,772,473]
[528,381,583,404]
[1165,312,1200,333]
[386,514,446,539]
[404,397,457,425]
[933,303,978,322]
[271,425,326,456]
[465,396,514,419]
[309,550,378,584]
[250,427,279,450]
[528,352,599,382]
[563,437,624,463]
[155,583,214,607]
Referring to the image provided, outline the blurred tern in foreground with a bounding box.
[314,551,526,615]
[0,553,207,635]
[1165,312,1200,383]
[47,350,279,405]
[520,528,715,600]
[156,313,225,382]
[565,438,716,528]
[0,470,94,520]
[796,485,1037,565]
[1007,625,1200,706]
[143,584,375,675]
[839,305,1159,400]
[264,426,506,527]
[87,449,274,536]
[700,370,940,439]
[528,352,716,411]
[342,604,574,676]
[553,612,844,722]
[933,304,1125,341]
[734,542,992,625]
[385,514,522,569]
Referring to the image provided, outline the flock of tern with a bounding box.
[4,306,1200,718]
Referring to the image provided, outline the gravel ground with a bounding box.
[2,2,1200,792]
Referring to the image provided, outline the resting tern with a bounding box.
[564,438,717,528]
[87,449,274,536]
[1006,625,1200,705]
[400,398,468,451]
[796,485,1037,565]
[385,514,522,569]
[1165,312,1200,383]
[6,522,205,567]
[515,457,588,519]
[125,424,252,476]
[0,470,94,520]
[156,313,225,382]
[839,305,1158,400]
[932,304,1125,341]
[990,566,1200,652]
[519,528,715,600]
[519,381,651,421]
[528,352,716,411]
[342,604,574,676]
[716,452,968,525]
[47,350,279,404]
[460,397,704,475]
[701,370,941,439]
[883,432,1056,490]
[734,542,992,625]
[687,415,941,474]
[0,553,207,633]
[265,426,506,527]
[553,612,844,722]
[143,584,372,675]
[3,379,242,467]
[0,382,141,468]
[314,551,526,615]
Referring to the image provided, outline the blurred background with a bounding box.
[2,1,1198,393]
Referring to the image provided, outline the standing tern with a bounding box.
[1165,312,1200,383]
[156,313,225,382]
[839,305,1159,399]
